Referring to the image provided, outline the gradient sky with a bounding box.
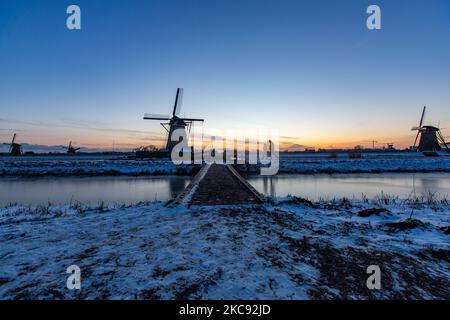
[1,0,449,150]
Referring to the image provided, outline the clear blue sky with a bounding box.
[1,0,449,150]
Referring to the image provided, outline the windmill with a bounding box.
[384,143,395,150]
[67,141,81,154]
[143,88,204,153]
[6,133,22,156]
[411,106,449,154]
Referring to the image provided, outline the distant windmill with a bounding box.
[143,88,204,153]
[7,133,22,156]
[67,141,81,154]
[411,106,449,153]
[385,142,395,150]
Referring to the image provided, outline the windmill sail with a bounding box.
[173,88,183,116]
[412,106,426,149]
[437,130,450,152]
[143,113,171,120]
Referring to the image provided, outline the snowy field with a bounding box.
[0,157,195,176]
[0,197,448,299]
[1,153,450,176]
[278,156,450,174]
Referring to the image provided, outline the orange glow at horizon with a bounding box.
[1,130,418,151]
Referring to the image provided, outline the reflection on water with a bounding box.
[248,173,450,200]
[0,176,191,206]
[1,173,449,206]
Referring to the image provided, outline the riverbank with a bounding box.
[0,158,197,177]
[1,154,450,177]
[1,197,448,299]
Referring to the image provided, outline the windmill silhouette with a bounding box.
[411,106,449,154]
[143,88,204,153]
[67,141,81,154]
[4,133,22,156]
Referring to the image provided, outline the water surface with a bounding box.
[0,176,190,206]
[247,172,450,200]
[1,173,449,206]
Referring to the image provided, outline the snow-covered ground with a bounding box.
[0,197,448,299]
[278,156,450,174]
[0,157,196,176]
[1,153,449,176]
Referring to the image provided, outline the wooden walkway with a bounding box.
[176,164,264,205]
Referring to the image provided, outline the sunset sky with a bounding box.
[1,0,449,151]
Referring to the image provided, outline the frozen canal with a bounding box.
[1,172,450,206]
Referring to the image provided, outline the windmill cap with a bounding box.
[421,126,440,131]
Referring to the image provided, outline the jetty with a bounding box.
[176,164,265,205]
